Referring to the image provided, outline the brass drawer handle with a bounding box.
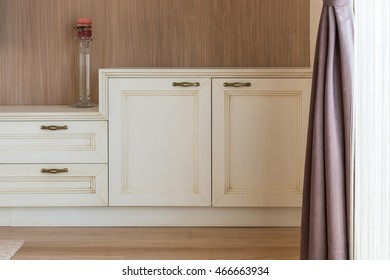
[41,168,69,174]
[223,82,252,88]
[40,125,68,131]
[172,82,200,87]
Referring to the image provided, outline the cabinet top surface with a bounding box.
[99,68,313,78]
[0,105,104,121]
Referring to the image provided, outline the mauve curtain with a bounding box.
[300,0,354,260]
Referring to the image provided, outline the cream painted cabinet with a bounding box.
[107,71,311,208]
[109,78,212,206]
[212,79,311,207]
[0,107,109,207]
[0,69,312,226]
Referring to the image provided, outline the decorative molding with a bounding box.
[225,92,302,195]
[0,177,96,194]
[0,134,94,151]
[121,90,199,194]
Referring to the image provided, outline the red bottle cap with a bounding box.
[77,18,92,25]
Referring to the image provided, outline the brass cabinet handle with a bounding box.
[40,125,68,131]
[223,82,252,88]
[172,82,200,87]
[41,168,69,174]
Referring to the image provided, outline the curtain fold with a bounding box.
[300,0,354,260]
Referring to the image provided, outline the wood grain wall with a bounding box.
[0,0,310,105]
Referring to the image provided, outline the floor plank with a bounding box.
[0,227,300,260]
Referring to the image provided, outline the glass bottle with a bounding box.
[71,18,95,108]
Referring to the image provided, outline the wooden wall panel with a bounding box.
[0,0,310,105]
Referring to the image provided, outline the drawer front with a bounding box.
[0,121,107,163]
[0,164,108,206]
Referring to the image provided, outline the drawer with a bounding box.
[0,121,107,163]
[0,164,108,206]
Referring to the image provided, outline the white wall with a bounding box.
[354,0,390,260]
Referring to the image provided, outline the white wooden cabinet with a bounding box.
[0,106,108,207]
[0,69,312,226]
[106,69,311,208]
[109,78,212,206]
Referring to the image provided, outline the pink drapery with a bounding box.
[300,0,354,260]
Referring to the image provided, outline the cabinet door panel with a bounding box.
[109,78,211,206]
[212,78,311,207]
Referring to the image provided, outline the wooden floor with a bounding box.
[0,227,300,260]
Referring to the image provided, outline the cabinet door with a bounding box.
[109,78,211,206]
[212,78,311,207]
